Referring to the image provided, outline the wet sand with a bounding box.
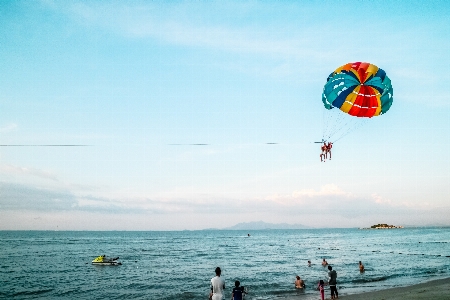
[283,277,450,300]
[338,277,450,300]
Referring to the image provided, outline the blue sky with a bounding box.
[1,0,450,230]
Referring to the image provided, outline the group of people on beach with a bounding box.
[296,259,365,300]
[209,259,365,300]
[296,259,338,300]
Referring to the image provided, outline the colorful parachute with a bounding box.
[321,62,393,142]
[322,62,393,118]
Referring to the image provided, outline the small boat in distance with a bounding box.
[92,255,122,266]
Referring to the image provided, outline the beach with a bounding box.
[315,277,450,300]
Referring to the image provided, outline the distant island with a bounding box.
[361,223,404,229]
[223,221,311,230]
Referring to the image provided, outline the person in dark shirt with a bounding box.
[327,265,338,299]
[231,280,246,300]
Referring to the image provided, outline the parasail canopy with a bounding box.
[322,62,393,118]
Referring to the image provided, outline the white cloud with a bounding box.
[1,180,450,229]
[0,180,437,216]
[371,193,393,205]
[291,184,352,198]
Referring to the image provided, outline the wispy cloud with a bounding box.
[0,182,139,213]
[291,184,352,198]
[1,180,450,229]
[0,164,58,181]
[0,123,18,133]
[0,182,76,210]
[48,2,329,64]
[248,184,439,218]
[44,1,450,87]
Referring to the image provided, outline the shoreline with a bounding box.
[281,277,450,300]
[334,277,450,300]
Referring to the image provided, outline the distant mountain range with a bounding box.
[223,221,312,230]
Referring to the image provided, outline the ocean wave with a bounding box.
[12,288,54,297]
[350,275,393,283]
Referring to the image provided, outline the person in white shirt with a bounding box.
[210,267,225,300]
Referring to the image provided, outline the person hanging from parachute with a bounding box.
[319,62,393,161]
[320,142,327,162]
[319,141,333,162]
[326,142,333,160]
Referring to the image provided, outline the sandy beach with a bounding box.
[283,277,450,300]
[330,277,450,300]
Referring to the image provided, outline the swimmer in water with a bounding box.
[359,261,365,272]
[295,276,305,289]
[322,258,328,266]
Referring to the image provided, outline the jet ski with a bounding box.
[92,255,122,265]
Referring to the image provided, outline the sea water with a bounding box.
[1,228,449,299]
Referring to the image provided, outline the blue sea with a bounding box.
[1,228,450,299]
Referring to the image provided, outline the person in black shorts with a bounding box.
[328,265,338,299]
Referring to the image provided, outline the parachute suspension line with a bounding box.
[322,107,370,143]
[332,117,369,143]
[326,114,355,140]
[322,108,332,142]
[321,109,325,141]
[323,108,341,141]
[331,124,356,143]
[326,112,349,139]
[323,108,351,142]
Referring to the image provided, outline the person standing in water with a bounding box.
[317,279,325,300]
[359,261,365,272]
[295,276,305,288]
[328,265,338,299]
[231,280,247,300]
[210,267,225,300]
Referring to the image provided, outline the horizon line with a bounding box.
[0,145,92,147]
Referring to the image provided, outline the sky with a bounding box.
[1,0,450,230]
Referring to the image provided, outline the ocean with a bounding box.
[1,228,449,299]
